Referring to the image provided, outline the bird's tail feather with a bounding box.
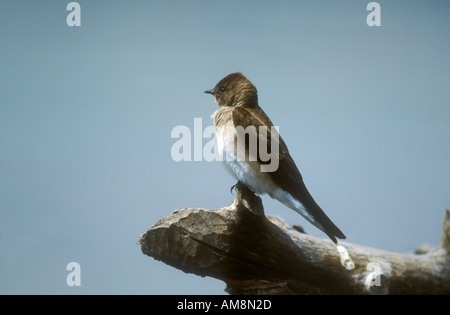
[276,187,346,244]
[308,207,346,244]
[270,186,346,244]
[298,189,346,244]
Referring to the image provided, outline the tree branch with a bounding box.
[138,185,450,294]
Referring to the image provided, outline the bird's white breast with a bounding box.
[214,123,278,195]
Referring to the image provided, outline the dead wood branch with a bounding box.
[138,185,450,294]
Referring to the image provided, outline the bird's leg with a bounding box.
[230,181,245,194]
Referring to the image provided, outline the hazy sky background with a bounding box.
[1,1,449,294]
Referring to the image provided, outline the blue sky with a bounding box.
[0,1,449,294]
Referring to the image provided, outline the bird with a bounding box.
[205,72,346,244]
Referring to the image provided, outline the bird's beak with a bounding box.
[204,89,215,95]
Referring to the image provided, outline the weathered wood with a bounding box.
[138,185,450,294]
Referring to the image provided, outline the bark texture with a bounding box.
[138,184,450,294]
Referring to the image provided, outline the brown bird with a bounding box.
[205,72,346,244]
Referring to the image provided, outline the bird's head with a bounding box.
[205,72,258,108]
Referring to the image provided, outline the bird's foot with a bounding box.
[230,181,246,194]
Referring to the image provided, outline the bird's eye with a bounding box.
[219,86,225,92]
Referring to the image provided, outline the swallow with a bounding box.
[205,72,346,244]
